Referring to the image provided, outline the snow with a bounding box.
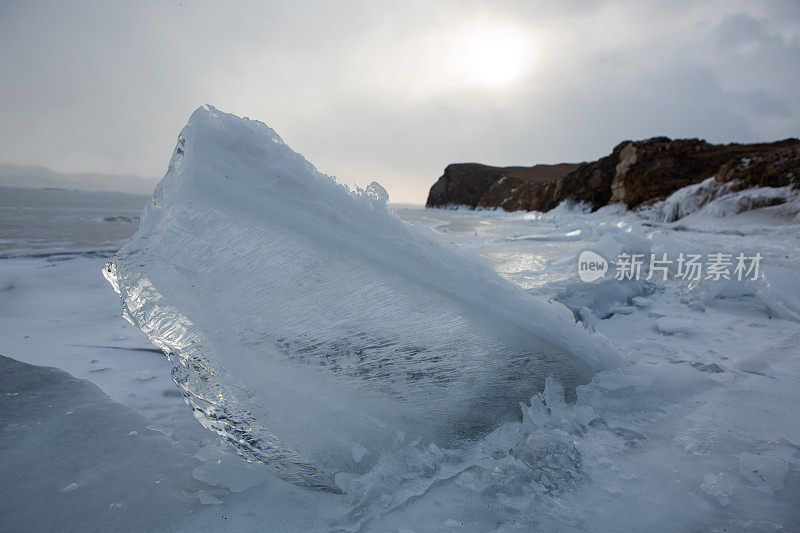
[1,108,799,530]
[656,317,703,336]
[2,194,800,529]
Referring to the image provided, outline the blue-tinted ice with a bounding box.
[104,106,620,491]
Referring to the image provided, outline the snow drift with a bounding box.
[104,106,621,491]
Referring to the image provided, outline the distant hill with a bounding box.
[0,164,159,195]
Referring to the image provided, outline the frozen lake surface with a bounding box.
[1,185,799,531]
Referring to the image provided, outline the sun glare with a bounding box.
[457,28,529,87]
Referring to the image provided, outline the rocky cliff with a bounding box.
[425,137,800,212]
[426,163,581,210]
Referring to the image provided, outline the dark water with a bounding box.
[0,187,147,257]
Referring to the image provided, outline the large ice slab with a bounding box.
[104,105,621,491]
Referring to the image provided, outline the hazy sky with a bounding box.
[1,0,799,203]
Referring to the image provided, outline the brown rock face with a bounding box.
[426,163,581,210]
[425,137,800,211]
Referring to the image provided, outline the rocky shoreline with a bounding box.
[426,137,800,212]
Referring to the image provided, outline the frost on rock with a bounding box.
[104,105,621,491]
[646,177,736,222]
[643,176,800,223]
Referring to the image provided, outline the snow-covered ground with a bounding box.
[1,185,800,531]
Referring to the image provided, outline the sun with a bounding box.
[395,23,534,97]
[458,28,529,87]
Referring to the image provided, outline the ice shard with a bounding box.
[104,105,621,491]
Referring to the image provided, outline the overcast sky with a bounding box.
[1,0,799,203]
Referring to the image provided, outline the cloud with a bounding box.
[713,13,778,53]
[0,0,798,203]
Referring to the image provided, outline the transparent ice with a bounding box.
[104,106,619,491]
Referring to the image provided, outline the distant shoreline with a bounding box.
[0,163,158,196]
[0,184,150,197]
